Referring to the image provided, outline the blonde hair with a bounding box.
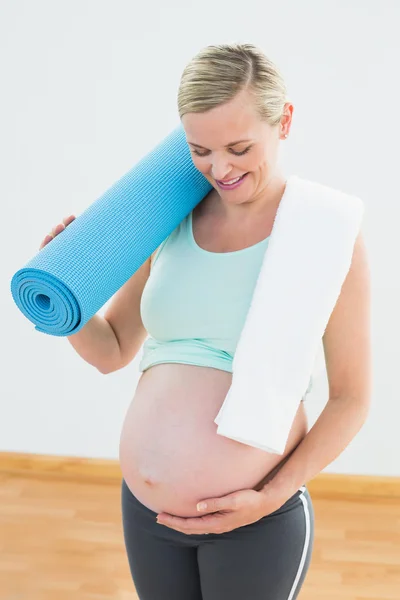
[177,43,289,127]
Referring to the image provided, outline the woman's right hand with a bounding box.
[39,215,76,250]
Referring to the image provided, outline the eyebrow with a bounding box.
[187,139,252,149]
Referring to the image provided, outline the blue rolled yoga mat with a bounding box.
[11,124,213,336]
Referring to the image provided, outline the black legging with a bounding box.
[121,478,315,599]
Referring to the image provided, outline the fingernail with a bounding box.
[197,502,207,511]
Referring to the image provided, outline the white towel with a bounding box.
[214,175,365,455]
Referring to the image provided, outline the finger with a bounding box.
[39,234,53,250]
[53,223,65,236]
[157,513,223,533]
[63,215,75,226]
[159,522,216,535]
[156,514,193,529]
[197,494,238,513]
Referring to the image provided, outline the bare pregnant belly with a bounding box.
[119,364,308,518]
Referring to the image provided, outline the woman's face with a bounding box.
[182,89,292,207]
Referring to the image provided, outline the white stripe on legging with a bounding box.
[286,489,311,600]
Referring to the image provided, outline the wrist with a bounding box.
[259,481,287,514]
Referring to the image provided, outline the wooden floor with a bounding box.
[1,471,399,600]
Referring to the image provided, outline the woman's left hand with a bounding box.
[156,486,283,535]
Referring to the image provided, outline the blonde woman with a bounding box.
[57,43,370,599]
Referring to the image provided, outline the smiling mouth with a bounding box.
[217,173,248,184]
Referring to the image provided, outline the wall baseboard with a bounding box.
[0,451,122,484]
[1,451,399,500]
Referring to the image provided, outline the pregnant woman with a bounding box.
[46,43,370,600]
[118,44,314,600]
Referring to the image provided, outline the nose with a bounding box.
[211,164,234,181]
[206,153,235,181]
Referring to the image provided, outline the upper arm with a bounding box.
[322,231,372,403]
[104,248,159,370]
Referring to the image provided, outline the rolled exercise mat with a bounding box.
[11,125,213,336]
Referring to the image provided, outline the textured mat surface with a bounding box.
[11,125,212,336]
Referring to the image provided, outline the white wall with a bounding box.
[2,0,399,476]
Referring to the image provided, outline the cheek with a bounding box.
[191,157,209,174]
[251,155,271,174]
[242,149,265,173]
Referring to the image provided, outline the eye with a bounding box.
[191,146,252,157]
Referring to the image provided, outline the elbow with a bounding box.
[97,362,124,375]
[97,351,131,375]
[97,365,111,375]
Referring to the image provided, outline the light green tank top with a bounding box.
[139,210,312,397]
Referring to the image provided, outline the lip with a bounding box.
[216,172,249,190]
[217,174,247,183]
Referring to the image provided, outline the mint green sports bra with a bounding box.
[139,210,312,397]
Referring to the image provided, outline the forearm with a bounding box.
[263,395,371,503]
[67,314,122,374]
